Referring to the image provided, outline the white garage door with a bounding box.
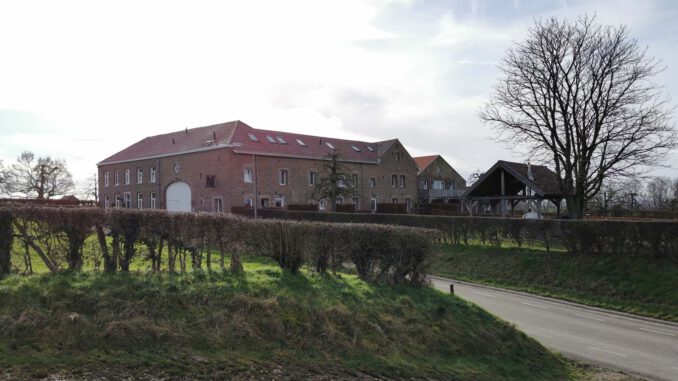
[166,182,191,212]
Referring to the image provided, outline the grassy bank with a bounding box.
[0,255,603,380]
[432,244,678,322]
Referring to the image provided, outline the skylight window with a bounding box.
[276,136,287,144]
[248,133,258,141]
[296,139,306,146]
[367,146,374,152]
[351,145,361,152]
[325,142,335,149]
[266,136,276,143]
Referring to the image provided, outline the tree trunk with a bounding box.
[230,250,243,274]
[13,220,58,273]
[111,233,121,272]
[96,225,115,273]
[565,195,586,219]
[0,211,13,275]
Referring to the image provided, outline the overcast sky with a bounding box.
[1,0,678,191]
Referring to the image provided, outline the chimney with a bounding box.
[213,131,217,141]
[185,127,188,134]
[172,138,175,145]
[527,161,534,181]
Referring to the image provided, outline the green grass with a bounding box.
[0,256,584,380]
[432,244,678,322]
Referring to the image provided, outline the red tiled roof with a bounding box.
[99,120,394,165]
[98,122,238,165]
[230,123,381,163]
[413,155,439,174]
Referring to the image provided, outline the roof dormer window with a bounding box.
[248,133,258,141]
[296,139,306,146]
[351,145,361,152]
[367,146,374,152]
[266,136,276,143]
[276,136,287,144]
[325,142,335,149]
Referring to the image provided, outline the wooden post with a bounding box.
[500,169,506,217]
[449,283,454,294]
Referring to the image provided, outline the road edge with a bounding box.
[427,274,678,329]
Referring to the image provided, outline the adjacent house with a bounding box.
[97,121,419,213]
[414,155,466,204]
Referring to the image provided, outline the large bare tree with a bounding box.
[5,151,75,199]
[480,15,676,218]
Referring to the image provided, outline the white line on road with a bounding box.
[473,291,497,298]
[639,327,676,337]
[588,346,628,358]
[521,301,547,309]
[575,313,607,322]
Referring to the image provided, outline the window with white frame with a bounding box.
[353,197,360,209]
[150,167,156,183]
[114,170,119,186]
[395,152,401,161]
[213,198,223,214]
[124,169,130,185]
[244,198,253,207]
[351,173,358,187]
[338,175,346,188]
[369,177,376,188]
[421,180,428,189]
[399,175,406,188]
[392,197,398,203]
[104,171,109,187]
[104,195,110,209]
[115,194,121,207]
[274,197,284,208]
[137,193,143,209]
[150,192,157,209]
[336,197,343,205]
[433,180,444,190]
[279,169,288,185]
[137,168,143,184]
[309,171,317,186]
[124,192,131,208]
[370,198,377,211]
[319,199,326,210]
[391,174,397,187]
[244,168,253,183]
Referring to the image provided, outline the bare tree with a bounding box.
[467,169,485,186]
[312,152,354,212]
[645,176,672,210]
[0,160,8,196]
[480,15,676,218]
[5,151,75,199]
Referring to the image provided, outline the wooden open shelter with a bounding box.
[462,160,565,217]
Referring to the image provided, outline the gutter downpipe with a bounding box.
[252,154,258,219]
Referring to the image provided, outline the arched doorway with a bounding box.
[166,182,191,212]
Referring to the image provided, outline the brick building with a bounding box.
[414,155,466,204]
[97,121,419,213]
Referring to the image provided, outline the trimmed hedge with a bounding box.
[231,209,678,259]
[0,206,436,285]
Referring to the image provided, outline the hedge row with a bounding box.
[0,206,436,285]
[232,209,678,258]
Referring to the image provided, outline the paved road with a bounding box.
[429,276,678,381]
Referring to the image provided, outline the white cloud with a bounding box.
[0,0,677,190]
